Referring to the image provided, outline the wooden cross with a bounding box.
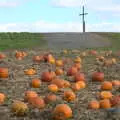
[79,6,88,32]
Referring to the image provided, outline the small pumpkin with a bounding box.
[51,78,66,88]
[29,97,45,109]
[0,53,6,59]
[63,91,76,102]
[100,99,111,109]
[74,73,85,82]
[71,83,81,91]
[74,56,82,63]
[72,63,82,70]
[100,91,113,99]
[92,72,104,82]
[112,80,120,86]
[55,60,64,67]
[67,67,78,76]
[110,95,120,106]
[88,100,100,109]
[101,81,112,90]
[44,94,57,104]
[24,68,36,75]
[24,91,38,102]
[0,93,6,104]
[31,79,41,88]
[11,101,28,116]
[0,67,9,78]
[53,104,72,120]
[55,68,64,76]
[76,81,86,89]
[48,84,59,92]
[41,71,56,82]
[33,55,43,63]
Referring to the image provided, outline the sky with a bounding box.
[0,0,120,32]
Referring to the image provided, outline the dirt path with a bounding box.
[42,32,111,49]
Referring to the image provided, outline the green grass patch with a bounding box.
[0,32,47,51]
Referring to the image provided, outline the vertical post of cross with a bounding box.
[79,6,88,33]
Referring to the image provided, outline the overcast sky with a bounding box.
[0,0,120,32]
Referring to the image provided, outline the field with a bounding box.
[0,33,120,120]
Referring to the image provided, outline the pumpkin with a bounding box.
[44,94,57,104]
[0,93,6,104]
[101,81,112,90]
[51,78,66,88]
[72,63,82,70]
[88,100,100,109]
[24,91,38,102]
[43,54,54,62]
[67,67,78,76]
[48,84,59,92]
[100,99,111,109]
[112,80,120,86]
[62,49,68,54]
[0,53,6,59]
[71,83,81,91]
[0,67,9,78]
[74,73,85,82]
[63,80,71,88]
[92,72,104,82]
[41,71,56,82]
[110,95,120,106]
[11,101,28,116]
[48,57,55,64]
[31,79,41,88]
[24,68,36,75]
[55,60,64,67]
[74,56,82,63]
[55,68,64,76]
[53,104,72,120]
[76,81,86,89]
[100,91,113,99]
[111,58,117,64]
[33,55,43,63]
[63,91,76,102]
[29,97,45,109]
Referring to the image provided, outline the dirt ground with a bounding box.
[0,49,120,120]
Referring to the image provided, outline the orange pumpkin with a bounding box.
[53,104,72,120]
[63,91,76,102]
[31,79,41,88]
[76,81,86,89]
[55,68,64,76]
[112,80,120,86]
[0,53,6,59]
[74,73,85,82]
[24,91,38,102]
[74,56,82,63]
[110,95,120,106]
[33,55,43,63]
[88,100,100,109]
[55,60,64,67]
[100,91,113,99]
[0,67,9,78]
[100,99,111,109]
[24,68,36,75]
[11,101,28,116]
[101,81,112,90]
[67,67,78,76]
[29,97,45,109]
[72,63,82,70]
[51,78,66,88]
[48,84,59,92]
[71,83,81,91]
[92,72,104,82]
[41,71,55,82]
[0,93,6,104]
[44,94,57,104]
